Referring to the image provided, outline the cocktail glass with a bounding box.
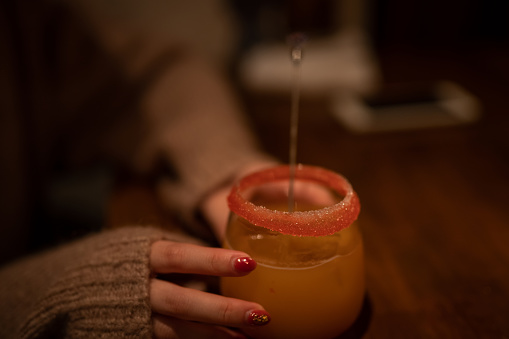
[221,164,364,339]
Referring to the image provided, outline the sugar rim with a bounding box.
[227,164,360,236]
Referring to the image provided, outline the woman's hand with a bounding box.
[149,240,270,339]
[201,160,279,241]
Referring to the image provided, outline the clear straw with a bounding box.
[287,33,307,212]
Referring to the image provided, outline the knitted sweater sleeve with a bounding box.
[67,1,276,226]
[0,226,194,339]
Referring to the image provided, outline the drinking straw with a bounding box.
[287,33,307,212]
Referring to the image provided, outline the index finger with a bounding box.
[150,240,257,276]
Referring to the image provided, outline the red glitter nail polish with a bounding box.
[247,310,271,326]
[234,257,257,273]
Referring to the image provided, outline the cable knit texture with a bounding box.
[0,226,194,338]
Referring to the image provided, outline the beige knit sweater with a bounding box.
[0,226,200,338]
[0,1,273,337]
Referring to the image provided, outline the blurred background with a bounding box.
[227,0,509,175]
[2,0,508,256]
[2,0,508,261]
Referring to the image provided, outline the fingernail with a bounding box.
[234,257,257,273]
[247,310,271,326]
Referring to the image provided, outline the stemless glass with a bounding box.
[220,164,364,339]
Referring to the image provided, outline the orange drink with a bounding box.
[220,165,364,339]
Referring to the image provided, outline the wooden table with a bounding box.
[109,46,509,338]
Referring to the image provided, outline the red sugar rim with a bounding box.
[227,164,360,236]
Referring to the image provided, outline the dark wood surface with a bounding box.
[246,47,509,338]
[109,46,509,338]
